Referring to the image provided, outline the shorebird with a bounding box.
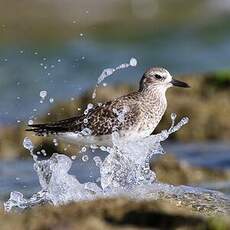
[27,67,189,146]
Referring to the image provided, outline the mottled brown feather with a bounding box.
[27,92,142,136]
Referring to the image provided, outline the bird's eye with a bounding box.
[154,74,162,79]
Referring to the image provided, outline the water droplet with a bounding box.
[49,98,54,103]
[84,103,94,114]
[90,144,98,150]
[82,155,89,162]
[87,103,93,110]
[81,147,87,152]
[93,156,102,167]
[81,128,92,136]
[41,149,47,156]
[28,120,33,125]
[71,155,77,160]
[129,57,137,66]
[100,146,108,152]
[40,90,47,99]
[171,113,177,120]
[23,137,34,152]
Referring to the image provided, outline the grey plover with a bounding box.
[27,67,189,146]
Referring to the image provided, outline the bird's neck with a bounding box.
[139,85,168,116]
[140,86,167,102]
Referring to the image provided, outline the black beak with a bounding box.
[171,78,190,88]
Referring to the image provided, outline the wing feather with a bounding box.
[26,94,141,136]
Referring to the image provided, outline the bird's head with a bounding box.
[139,67,190,91]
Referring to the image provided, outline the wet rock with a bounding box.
[151,154,230,185]
[0,197,229,230]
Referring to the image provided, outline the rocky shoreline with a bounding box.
[1,197,230,230]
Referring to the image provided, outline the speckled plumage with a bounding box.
[27,67,189,145]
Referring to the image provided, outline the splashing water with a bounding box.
[39,90,47,99]
[4,114,230,214]
[92,57,137,99]
[23,137,37,161]
[99,114,189,190]
[39,90,47,103]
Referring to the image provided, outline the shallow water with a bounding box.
[165,142,230,169]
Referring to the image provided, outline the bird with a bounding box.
[26,67,189,146]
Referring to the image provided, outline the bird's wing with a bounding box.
[26,99,141,136]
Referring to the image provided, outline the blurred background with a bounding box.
[0,0,230,200]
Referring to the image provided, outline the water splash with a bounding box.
[4,114,230,214]
[99,115,188,190]
[39,90,47,99]
[49,98,54,103]
[39,90,47,103]
[4,114,182,209]
[4,154,101,211]
[28,119,34,125]
[23,137,37,161]
[92,57,137,99]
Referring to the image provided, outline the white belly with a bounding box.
[58,132,113,146]
[57,128,152,147]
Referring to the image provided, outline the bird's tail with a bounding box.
[26,123,68,136]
